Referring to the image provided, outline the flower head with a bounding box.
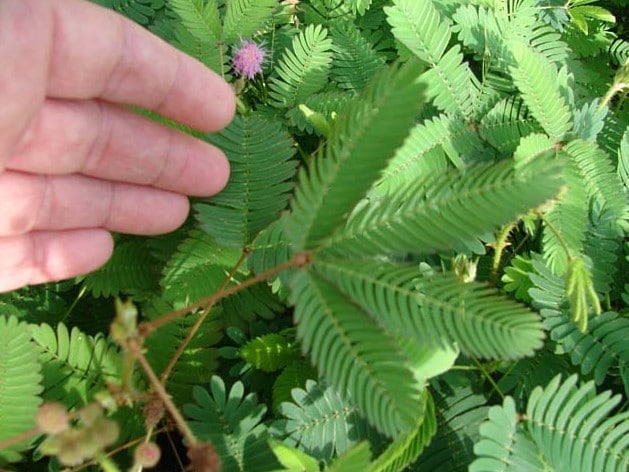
[232,40,266,79]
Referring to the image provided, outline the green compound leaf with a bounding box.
[81,239,161,298]
[322,158,564,258]
[223,0,276,45]
[196,114,297,248]
[29,322,121,410]
[470,396,546,472]
[185,376,281,472]
[326,441,372,472]
[272,380,383,462]
[526,375,629,472]
[0,316,42,463]
[509,41,572,142]
[290,269,421,436]
[269,24,334,109]
[285,59,425,251]
[371,391,437,472]
[239,331,301,372]
[314,259,545,359]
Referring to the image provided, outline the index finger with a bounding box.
[46,0,235,131]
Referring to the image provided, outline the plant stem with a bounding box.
[128,339,198,447]
[471,355,505,401]
[61,285,86,323]
[70,426,171,472]
[536,211,573,262]
[159,250,249,385]
[0,427,39,451]
[139,253,310,336]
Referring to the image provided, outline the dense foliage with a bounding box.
[1,0,629,470]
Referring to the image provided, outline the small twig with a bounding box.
[128,339,198,446]
[160,250,249,384]
[70,425,172,471]
[0,427,39,451]
[139,253,310,336]
[471,355,505,401]
[165,427,187,472]
[536,211,573,262]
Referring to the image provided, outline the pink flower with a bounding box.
[232,40,266,79]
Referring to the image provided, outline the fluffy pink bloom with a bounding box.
[232,40,266,79]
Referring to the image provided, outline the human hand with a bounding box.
[0,0,235,292]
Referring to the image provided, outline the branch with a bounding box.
[159,250,249,384]
[138,252,311,336]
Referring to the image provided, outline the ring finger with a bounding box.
[0,171,191,236]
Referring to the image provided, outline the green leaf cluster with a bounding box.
[3,0,629,470]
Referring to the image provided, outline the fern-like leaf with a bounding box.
[348,0,373,16]
[93,0,162,25]
[314,258,545,359]
[371,391,437,472]
[0,316,42,463]
[272,379,382,462]
[479,97,540,154]
[29,322,120,409]
[529,255,629,384]
[384,0,450,66]
[330,25,385,92]
[284,59,425,250]
[222,0,276,44]
[81,239,160,298]
[168,0,221,42]
[509,41,572,141]
[322,158,563,257]
[144,297,223,405]
[239,331,300,372]
[247,219,293,278]
[195,114,297,248]
[385,0,479,117]
[526,374,629,471]
[184,376,280,471]
[565,138,629,224]
[498,348,573,409]
[269,24,334,108]
[470,396,547,472]
[415,374,489,471]
[289,270,420,436]
[160,230,242,304]
[542,160,588,274]
[166,0,224,72]
[378,113,485,194]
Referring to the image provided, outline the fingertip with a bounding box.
[0,229,115,292]
[201,75,236,132]
[206,147,231,195]
[43,229,114,278]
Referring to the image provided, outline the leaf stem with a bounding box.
[536,211,573,262]
[159,250,249,385]
[0,427,39,451]
[127,339,197,447]
[471,355,505,401]
[138,253,310,336]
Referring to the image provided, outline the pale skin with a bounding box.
[0,0,236,292]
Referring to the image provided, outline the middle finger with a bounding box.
[6,98,230,197]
